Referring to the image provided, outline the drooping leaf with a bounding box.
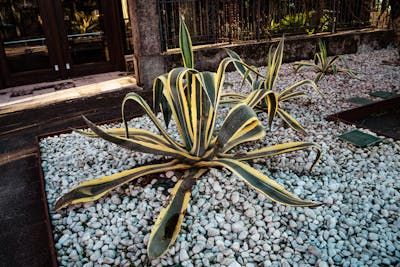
[217,103,265,152]
[276,109,307,136]
[122,92,184,151]
[206,159,321,206]
[147,168,207,259]
[75,128,174,147]
[225,48,254,86]
[82,116,197,161]
[54,160,188,210]
[222,141,322,170]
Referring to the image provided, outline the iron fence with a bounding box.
[158,0,388,50]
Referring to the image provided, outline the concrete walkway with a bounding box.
[0,72,137,114]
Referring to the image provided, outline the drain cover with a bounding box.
[338,129,383,148]
[345,97,375,105]
[369,91,398,99]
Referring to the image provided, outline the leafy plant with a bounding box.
[55,17,322,259]
[293,39,359,83]
[71,11,99,34]
[224,38,320,136]
[269,10,332,35]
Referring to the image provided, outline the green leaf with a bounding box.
[277,108,307,135]
[222,141,322,170]
[266,91,278,128]
[266,38,284,90]
[147,168,207,259]
[209,159,321,206]
[179,16,194,68]
[75,128,174,147]
[217,103,265,152]
[82,116,197,161]
[225,48,254,86]
[54,160,188,210]
[279,79,320,99]
[122,92,184,151]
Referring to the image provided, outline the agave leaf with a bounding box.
[225,48,254,86]
[279,91,309,102]
[327,55,340,67]
[318,40,327,66]
[206,159,321,207]
[276,109,307,136]
[293,61,317,72]
[179,16,194,68]
[338,68,360,80]
[122,92,184,151]
[222,141,322,170]
[315,53,324,71]
[164,68,196,150]
[153,74,173,128]
[217,103,265,152]
[54,160,188,210]
[279,79,320,99]
[147,168,207,259]
[189,74,214,156]
[244,89,269,108]
[82,116,198,161]
[266,91,278,128]
[266,38,284,90]
[315,72,324,83]
[252,79,264,91]
[75,128,173,147]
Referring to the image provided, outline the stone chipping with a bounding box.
[40,47,400,267]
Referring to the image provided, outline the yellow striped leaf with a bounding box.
[147,168,207,259]
[54,160,189,210]
[221,141,321,170]
[276,109,307,136]
[179,16,194,68]
[206,159,321,207]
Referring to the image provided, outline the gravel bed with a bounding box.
[40,47,400,267]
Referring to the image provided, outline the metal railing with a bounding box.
[158,0,388,50]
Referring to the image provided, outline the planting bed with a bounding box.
[40,47,400,266]
[329,96,400,140]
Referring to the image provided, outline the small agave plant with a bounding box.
[223,39,321,135]
[293,39,359,83]
[55,17,322,259]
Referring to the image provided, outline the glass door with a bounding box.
[0,0,62,86]
[0,0,125,88]
[57,0,124,76]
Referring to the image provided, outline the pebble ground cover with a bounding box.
[40,47,400,267]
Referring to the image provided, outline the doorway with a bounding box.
[0,0,124,88]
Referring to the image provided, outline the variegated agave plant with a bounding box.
[293,39,359,83]
[223,38,321,135]
[55,18,322,259]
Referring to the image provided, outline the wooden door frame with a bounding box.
[0,0,64,88]
[0,0,125,88]
[52,0,125,78]
[0,40,8,89]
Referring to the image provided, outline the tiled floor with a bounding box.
[0,72,137,114]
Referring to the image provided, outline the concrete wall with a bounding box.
[163,29,394,73]
[128,0,393,92]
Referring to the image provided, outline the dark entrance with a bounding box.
[0,0,125,88]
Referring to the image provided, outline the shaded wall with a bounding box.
[128,0,393,90]
[164,29,394,72]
